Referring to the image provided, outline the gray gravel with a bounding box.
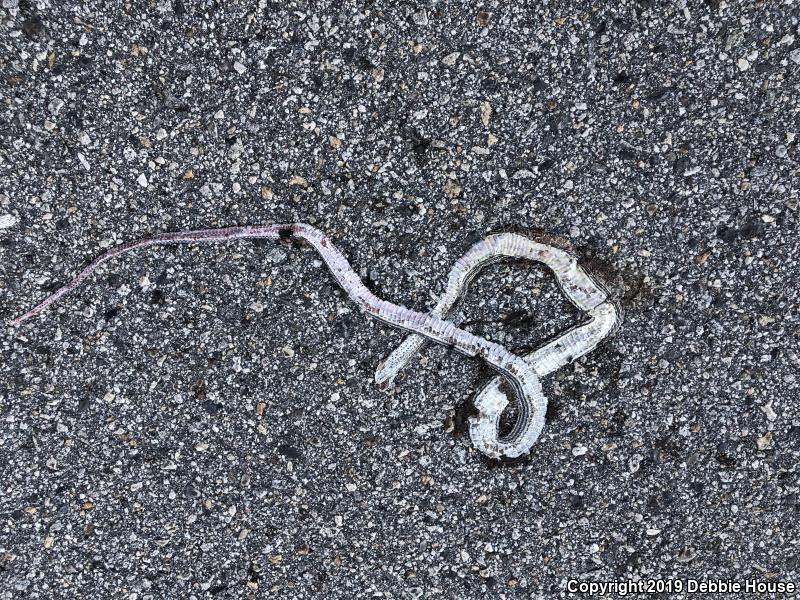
[1,1,799,598]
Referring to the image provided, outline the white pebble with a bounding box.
[684,165,702,176]
[0,213,16,229]
[442,52,459,66]
[760,403,777,422]
[48,98,64,114]
[137,173,148,188]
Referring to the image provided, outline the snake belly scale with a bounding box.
[7,224,620,459]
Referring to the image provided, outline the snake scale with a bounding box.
[7,223,620,459]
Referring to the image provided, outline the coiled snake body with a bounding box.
[8,223,620,459]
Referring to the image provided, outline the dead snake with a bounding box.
[7,223,620,459]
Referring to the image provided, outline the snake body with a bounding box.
[8,224,619,459]
[376,232,620,457]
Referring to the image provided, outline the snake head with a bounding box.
[374,359,396,390]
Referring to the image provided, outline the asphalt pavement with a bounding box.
[0,1,798,598]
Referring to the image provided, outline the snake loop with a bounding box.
[376,233,621,458]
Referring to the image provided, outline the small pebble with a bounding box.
[0,213,16,229]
